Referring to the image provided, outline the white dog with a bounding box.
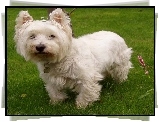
[14,8,132,108]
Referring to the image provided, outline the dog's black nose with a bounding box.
[36,44,46,52]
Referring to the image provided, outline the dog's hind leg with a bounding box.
[109,48,132,82]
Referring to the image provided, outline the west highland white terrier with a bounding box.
[14,8,132,108]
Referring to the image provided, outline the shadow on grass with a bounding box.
[100,77,121,93]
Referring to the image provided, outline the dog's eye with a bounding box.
[30,34,36,39]
[49,35,55,39]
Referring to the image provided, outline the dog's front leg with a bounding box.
[45,77,68,104]
[76,81,102,108]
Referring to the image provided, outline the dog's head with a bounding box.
[14,8,72,63]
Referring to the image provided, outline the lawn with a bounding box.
[7,7,155,115]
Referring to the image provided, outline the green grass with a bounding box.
[7,8,154,115]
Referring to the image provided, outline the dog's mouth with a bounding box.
[31,52,54,62]
[31,52,57,63]
[35,52,49,54]
[34,52,54,56]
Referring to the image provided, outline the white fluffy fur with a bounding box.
[14,8,132,108]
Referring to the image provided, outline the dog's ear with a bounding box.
[49,8,70,26]
[15,11,33,29]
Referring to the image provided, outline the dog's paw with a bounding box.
[76,100,91,109]
[49,94,68,105]
[49,99,63,105]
